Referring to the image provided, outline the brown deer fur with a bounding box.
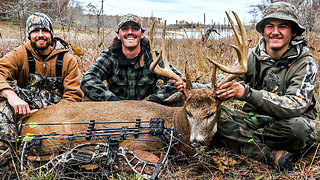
[20,88,220,156]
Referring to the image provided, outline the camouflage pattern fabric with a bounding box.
[0,101,17,142]
[117,14,145,32]
[213,105,315,164]
[9,74,63,109]
[0,73,64,142]
[256,1,305,35]
[239,36,318,120]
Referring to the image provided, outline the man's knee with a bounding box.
[288,117,310,135]
[286,117,311,148]
[266,117,311,150]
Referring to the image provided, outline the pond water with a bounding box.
[165,29,235,40]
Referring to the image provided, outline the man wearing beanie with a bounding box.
[0,12,83,165]
[209,2,318,170]
[81,14,183,103]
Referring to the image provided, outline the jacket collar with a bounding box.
[117,45,146,69]
[25,37,69,61]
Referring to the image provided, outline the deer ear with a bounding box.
[164,92,185,103]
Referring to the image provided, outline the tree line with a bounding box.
[0,0,319,37]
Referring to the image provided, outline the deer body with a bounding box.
[20,88,218,156]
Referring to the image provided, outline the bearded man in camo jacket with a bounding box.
[80,14,184,103]
[0,13,83,165]
[207,2,319,169]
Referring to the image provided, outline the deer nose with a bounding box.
[190,134,205,144]
[191,140,204,149]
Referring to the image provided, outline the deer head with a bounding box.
[149,11,250,148]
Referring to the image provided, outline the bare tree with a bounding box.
[48,0,70,31]
[101,0,104,47]
[248,5,260,25]
[86,3,101,36]
[0,0,72,40]
[0,0,37,42]
[248,0,272,23]
[297,0,320,33]
[249,0,320,33]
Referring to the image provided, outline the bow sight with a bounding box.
[19,118,181,180]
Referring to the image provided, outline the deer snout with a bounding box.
[191,140,204,149]
[190,134,205,145]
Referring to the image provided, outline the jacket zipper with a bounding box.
[42,59,47,73]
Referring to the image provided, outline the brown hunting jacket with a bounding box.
[0,37,83,103]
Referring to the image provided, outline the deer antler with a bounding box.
[149,21,182,82]
[207,11,250,84]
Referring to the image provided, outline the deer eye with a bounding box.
[205,111,215,119]
[186,110,192,118]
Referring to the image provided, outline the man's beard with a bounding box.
[31,38,52,51]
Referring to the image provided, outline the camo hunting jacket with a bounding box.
[239,36,318,120]
[0,38,83,103]
[80,47,183,101]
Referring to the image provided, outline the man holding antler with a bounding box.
[81,14,183,104]
[174,2,318,169]
[213,2,318,169]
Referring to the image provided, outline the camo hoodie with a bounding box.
[0,37,83,103]
[239,35,318,120]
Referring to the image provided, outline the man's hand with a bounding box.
[216,80,245,100]
[1,89,35,116]
[171,77,186,92]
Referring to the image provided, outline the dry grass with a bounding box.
[0,21,320,179]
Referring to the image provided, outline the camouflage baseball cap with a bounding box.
[26,12,53,39]
[256,2,305,36]
[117,14,145,32]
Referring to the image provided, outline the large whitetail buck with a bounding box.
[19,11,249,163]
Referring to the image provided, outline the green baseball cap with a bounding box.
[256,2,305,36]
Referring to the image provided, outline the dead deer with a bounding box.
[19,11,249,163]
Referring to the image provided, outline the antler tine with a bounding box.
[207,11,250,83]
[185,61,192,91]
[149,22,162,65]
[231,11,249,68]
[211,65,218,91]
[226,11,241,48]
[149,21,182,82]
[161,21,170,71]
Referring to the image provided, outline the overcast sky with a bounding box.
[80,0,261,25]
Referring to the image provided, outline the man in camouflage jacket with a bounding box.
[213,2,318,169]
[0,13,83,165]
[81,14,183,103]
